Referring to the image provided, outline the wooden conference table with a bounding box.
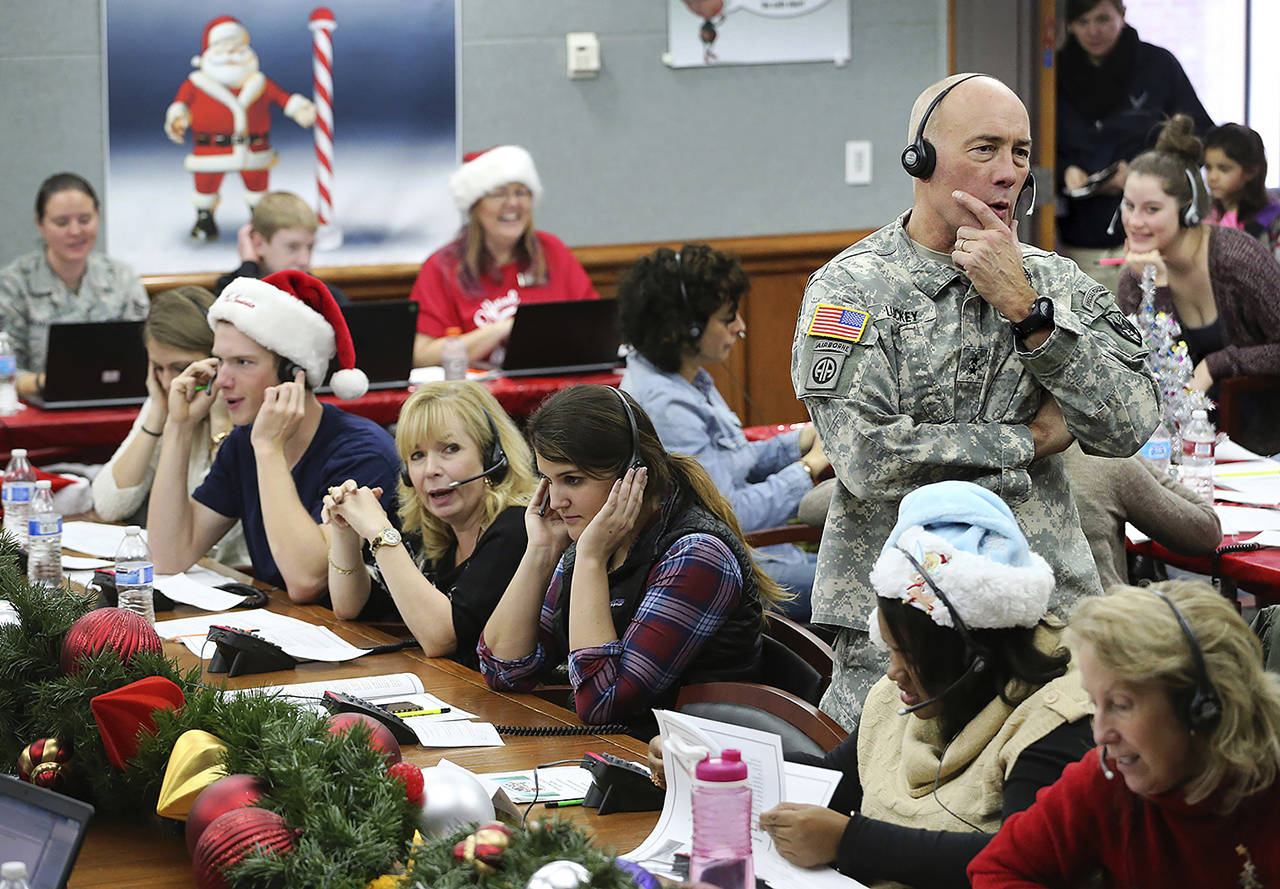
[68,563,656,889]
[0,369,624,465]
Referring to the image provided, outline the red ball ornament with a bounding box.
[192,806,296,889]
[324,712,402,765]
[186,773,266,856]
[60,607,163,675]
[17,737,71,791]
[387,761,424,806]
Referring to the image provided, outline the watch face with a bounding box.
[381,529,401,546]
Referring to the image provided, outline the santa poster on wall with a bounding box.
[163,15,318,241]
[105,1,458,275]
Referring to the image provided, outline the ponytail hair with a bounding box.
[527,385,787,612]
[1129,114,1211,224]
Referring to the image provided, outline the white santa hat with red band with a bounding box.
[449,145,542,213]
[193,16,248,66]
[208,270,369,400]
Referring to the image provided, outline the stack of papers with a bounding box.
[1214,460,1280,505]
[627,710,860,889]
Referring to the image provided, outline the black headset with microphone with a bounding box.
[400,409,509,489]
[1106,166,1204,236]
[901,73,1037,219]
[673,248,704,341]
[1099,588,1222,781]
[892,545,993,716]
[612,386,645,477]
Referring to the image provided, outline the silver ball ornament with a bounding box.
[526,859,590,889]
[416,765,496,838]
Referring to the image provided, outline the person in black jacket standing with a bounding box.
[1056,0,1212,291]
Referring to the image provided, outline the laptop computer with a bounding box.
[318,299,418,394]
[24,321,148,410]
[497,299,622,377]
[0,774,95,889]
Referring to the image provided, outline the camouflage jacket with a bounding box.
[0,250,149,376]
[791,214,1160,630]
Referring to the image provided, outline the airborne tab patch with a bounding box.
[808,304,870,343]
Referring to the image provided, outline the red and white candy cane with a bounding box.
[308,7,342,249]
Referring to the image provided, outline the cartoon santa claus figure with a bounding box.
[164,16,317,241]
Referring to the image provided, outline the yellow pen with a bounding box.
[394,706,450,717]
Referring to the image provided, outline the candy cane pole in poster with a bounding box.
[309,7,342,250]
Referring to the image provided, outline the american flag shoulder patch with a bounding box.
[807,303,870,343]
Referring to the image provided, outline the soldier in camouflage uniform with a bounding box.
[791,74,1160,730]
[0,173,149,394]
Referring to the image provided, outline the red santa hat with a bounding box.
[208,270,368,400]
[448,145,542,212]
[192,16,248,66]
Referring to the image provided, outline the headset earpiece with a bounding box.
[400,466,412,487]
[277,358,306,385]
[610,387,644,475]
[674,248,703,340]
[901,73,983,180]
[1153,589,1223,732]
[480,409,509,484]
[1181,168,1203,227]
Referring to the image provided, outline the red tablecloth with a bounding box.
[0,370,622,465]
[1130,534,1280,601]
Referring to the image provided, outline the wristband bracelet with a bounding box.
[327,556,356,576]
[140,426,163,437]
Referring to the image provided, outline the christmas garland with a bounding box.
[0,541,657,888]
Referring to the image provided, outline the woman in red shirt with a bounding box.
[969,580,1280,888]
[410,145,597,369]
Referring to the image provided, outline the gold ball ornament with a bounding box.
[17,737,71,791]
[452,822,511,875]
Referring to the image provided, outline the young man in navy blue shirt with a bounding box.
[149,270,399,602]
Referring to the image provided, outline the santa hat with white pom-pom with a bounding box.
[208,270,368,400]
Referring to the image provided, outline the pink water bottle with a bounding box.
[690,749,754,889]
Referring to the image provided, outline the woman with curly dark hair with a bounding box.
[617,244,830,620]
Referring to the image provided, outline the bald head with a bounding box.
[907,73,1025,144]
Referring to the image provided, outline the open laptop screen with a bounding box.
[0,775,94,889]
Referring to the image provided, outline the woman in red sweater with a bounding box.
[410,145,598,369]
[969,580,1280,888]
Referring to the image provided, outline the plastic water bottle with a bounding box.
[0,332,19,416]
[690,749,754,889]
[26,480,61,586]
[0,861,31,889]
[114,525,155,625]
[1139,418,1173,475]
[2,449,37,549]
[1181,409,1216,501]
[441,326,467,381]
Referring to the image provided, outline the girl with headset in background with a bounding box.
[617,244,831,623]
[969,580,1280,886]
[706,481,1092,889]
[324,381,535,668]
[93,286,247,568]
[477,384,783,735]
[1116,115,1280,394]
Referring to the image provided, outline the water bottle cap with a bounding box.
[1,861,28,879]
[446,326,462,336]
[11,449,25,457]
[1192,409,1207,420]
[35,480,50,490]
[695,748,748,781]
[126,525,142,534]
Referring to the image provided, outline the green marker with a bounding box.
[543,798,585,809]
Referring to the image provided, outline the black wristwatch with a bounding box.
[1009,296,1055,339]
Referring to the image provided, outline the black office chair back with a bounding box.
[678,701,829,759]
[761,634,824,705]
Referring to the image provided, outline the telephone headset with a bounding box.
[893,545,993,717]
[276,357,307,385]
[673,248,704,340]
[901,72,1037,219]
[612,385,645,476]
[1152,588,1223,732]
[400,408,509,488]
[1106,166,1204,236]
